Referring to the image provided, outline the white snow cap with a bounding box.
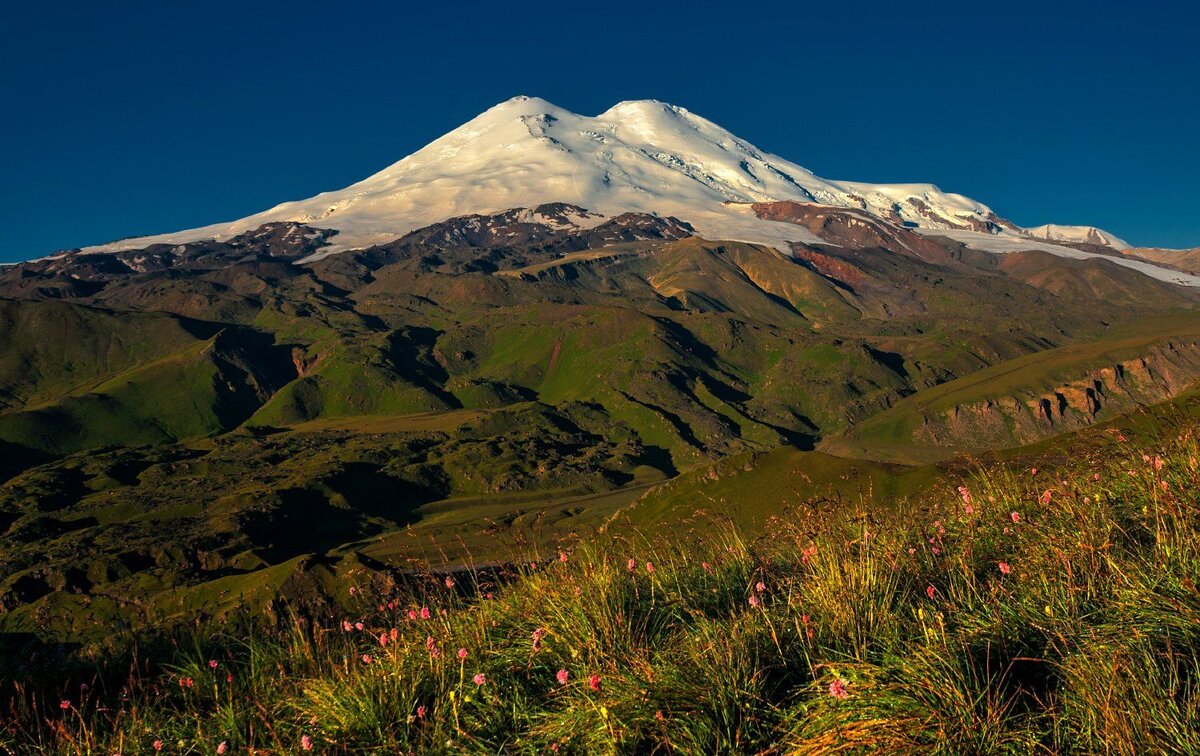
[81,95,1180,283]
[83,96,1004,254]
[1023,224,1130,250]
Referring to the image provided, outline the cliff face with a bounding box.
[914,340,1200,449]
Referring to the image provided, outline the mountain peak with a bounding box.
[80,96,1147,273]
[486,95,569,117]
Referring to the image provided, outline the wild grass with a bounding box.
[3,428,1199,754]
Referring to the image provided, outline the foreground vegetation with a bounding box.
[3,425,1199,754]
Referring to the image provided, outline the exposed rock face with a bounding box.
[372,204,691,258]
[0,223,337,299]
[790,248,866,285]
[750,201,958,262]
[356,204,692,275]
[913,340,1200,449]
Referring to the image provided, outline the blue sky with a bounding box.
[2,0,1198,261]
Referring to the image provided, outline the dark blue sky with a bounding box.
[3,1,1198,261]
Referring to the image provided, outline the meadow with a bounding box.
[3,426,1199,754]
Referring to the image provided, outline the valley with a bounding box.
[3,97,1200,650]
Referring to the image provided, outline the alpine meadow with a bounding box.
[3,3,1200,753]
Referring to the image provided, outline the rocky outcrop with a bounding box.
[913,340,1200,449]
[750,201,956,262]
[790,248,867,285]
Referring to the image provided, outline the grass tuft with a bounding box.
[3,431,1200,753]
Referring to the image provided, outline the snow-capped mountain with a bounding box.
[86,96,1015,255]
[80,95,1184,282]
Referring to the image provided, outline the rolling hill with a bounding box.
[1,98,1199,645]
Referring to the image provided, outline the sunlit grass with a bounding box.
[3,430,1200,753]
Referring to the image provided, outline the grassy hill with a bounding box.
[3,410,1197,754]
[824,314,1200,463]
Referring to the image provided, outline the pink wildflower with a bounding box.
[748,594,760,607]
[361,654,372,664]
[379,633,388,647]
[59,700,70,710]
[556,669,569,685]
[1010,511,1021,523]
[420,606,431,620]
[390,627,398,642]
[646,561,655,573]
[153,740,163,752]
[1040,490,1052,505]
[301,733,314,750]
[209,659,218,669]
[416,705,427,719]
[217,742,228,755]
[559,551,569,562]
[458,648,468,660]
[349,586,356,595]
[354,622,364,631]
[1154,456,1164,471]
[828,678,849,699]
[999,561,1012,575]
[407,609,417,621]
[445,576,455,589]
[588,674,602,691]
[926,585,936,600]
[958,485,972,505]
[755,581,766,592]
[473,673,487,686]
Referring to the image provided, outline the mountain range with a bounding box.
[3,96,1200,640]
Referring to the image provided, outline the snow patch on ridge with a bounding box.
[919,229,1200,286]
[1024,224,1130,250]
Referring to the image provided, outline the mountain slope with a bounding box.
[59,95,1197,289]
[1023,223,1130,249]
[823,315,1200,462]
[1122,246,1200,274]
